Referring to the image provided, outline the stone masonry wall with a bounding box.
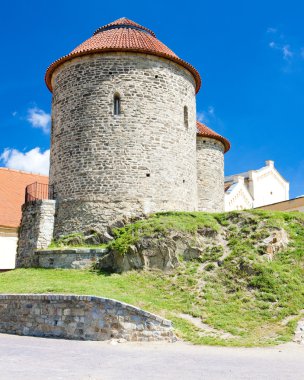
[197,137,225,212]
[36,248,108,269]
[16,200,56,268]
[50,52,197,237]
[0,294,175,342]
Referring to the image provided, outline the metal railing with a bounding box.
[25,182,54,203]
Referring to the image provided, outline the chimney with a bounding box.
[233,175,245,184]
[265,160,274,167]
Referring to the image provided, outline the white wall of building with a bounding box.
[248,161,289,208]
[0,236,17,269]
[225,176,254,211]
[225,161,289,211]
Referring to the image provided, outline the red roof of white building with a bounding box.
[0,168,49,228]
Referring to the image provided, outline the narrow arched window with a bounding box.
[184,106,188,129]
[114,94,121,115]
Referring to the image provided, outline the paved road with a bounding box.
[0,333,303,380]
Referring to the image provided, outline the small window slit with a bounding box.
[114,94,121,115]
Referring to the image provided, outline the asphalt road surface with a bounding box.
[0,333,303,380]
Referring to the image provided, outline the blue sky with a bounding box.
[0,0,303,197]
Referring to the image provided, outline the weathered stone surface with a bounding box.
[197,137,225,212]
[0,294,175,342]
[100,237,180,273]
[16,200,56,268]
[50,53,198,237]
[36,248,109,269]
[23,208,291,273]
[262,229,289,260]
[22,213,216,272]
[98,230,224,273]
[294,319,304,344]
[97,224,290,273]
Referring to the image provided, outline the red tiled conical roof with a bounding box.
[45,18,201,93]
[197,121,230,153]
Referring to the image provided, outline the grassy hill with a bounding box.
[1,210,304,347]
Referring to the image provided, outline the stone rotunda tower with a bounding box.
[196,121,230,212]
[45,18,202,236]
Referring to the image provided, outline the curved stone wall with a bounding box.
[0,294,174,342]
[50,53,197,236]
[197,137,225,212]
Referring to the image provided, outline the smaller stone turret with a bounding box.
[196,121,230,212]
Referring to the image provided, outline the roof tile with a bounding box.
[0,168,49,228]
[197,121,231,153]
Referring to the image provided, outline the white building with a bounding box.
[224,160,289,211]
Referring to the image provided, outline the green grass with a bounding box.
[0,267,201,336]
[48,212,219,253]
[108,211,220,254]
[1,210,304,347]
[48,232,107,250]
[44,245,107,251]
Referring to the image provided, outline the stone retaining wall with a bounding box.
[0,294,175,342]
[36,248,108,269]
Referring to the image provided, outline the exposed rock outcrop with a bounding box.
[261,229,289,260]
[294,319,304,344]
[97,221,290,273]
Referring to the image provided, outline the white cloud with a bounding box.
[197,112,208,124]
[0,147,50,175]
[1,149,10,162]
[27,107,51,134]
[197,106,215,125]
[269,40,293,61]
[208,106,215,115]
[267,28,298,63]
[282,45,293,60]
